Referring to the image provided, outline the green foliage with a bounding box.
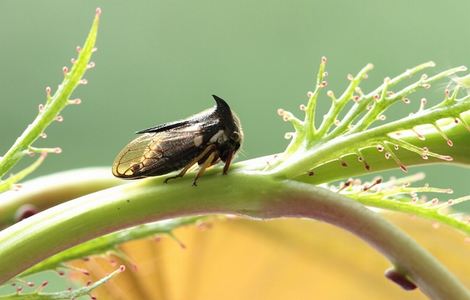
[20,216,203,277]
[0,265,123,300]
[0,7,470,300]
[270,58,470,180]
[0,8,100,190]
[340,173,470,236]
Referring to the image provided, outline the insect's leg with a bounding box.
[192,151,217,186]
[164,144,216,184]
[222,150,234,175]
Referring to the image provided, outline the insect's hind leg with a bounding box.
[192,151,217,186]
[164,144,216,184]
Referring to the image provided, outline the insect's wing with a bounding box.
[135,107,215,134]
[112,121,220,179]
[135,120,191,134]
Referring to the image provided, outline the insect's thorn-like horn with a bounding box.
[212,94,229,107]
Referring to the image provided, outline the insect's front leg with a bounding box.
[192,151,218,186]
[222,150,234,175]
[164,144,216,184]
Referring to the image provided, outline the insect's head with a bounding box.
[227,129,242,152]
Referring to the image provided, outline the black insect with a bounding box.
[112,95,243,186]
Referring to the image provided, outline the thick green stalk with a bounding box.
[0,114,468,227]
[0,168,121,228]
[0,173,468,300]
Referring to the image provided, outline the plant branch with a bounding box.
[0,9,100,180]
[20,216,203,276]
[0,168,121,228]
[272,96,470,179]
[0,174,468,299]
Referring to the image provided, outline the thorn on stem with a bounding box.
[363,178,382,191]
[53,147,63,154]
[68,98,82,105]
[338,179,353,192]
[35,281,48,293]
[45,86,51,98]
[357,153,370,171]
[14,204,39,222]
[326,90,335,98]
[411,128,425,140]
[419,98,427,112]
[433,124,453,147]
[385,269,417,291]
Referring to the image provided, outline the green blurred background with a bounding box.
[1,0,469,192]
[0,0,469,196]
[1,0,470,295]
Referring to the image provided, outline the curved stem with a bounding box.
[0,173,467,299]
[0,168,122,228]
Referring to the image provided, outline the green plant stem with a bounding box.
[0,168,121,228]
[294,117,470,184]
[0,153,47,193]
[0,174,468,300]
[1,115,469,227]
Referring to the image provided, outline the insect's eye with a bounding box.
[231,131,241,142]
